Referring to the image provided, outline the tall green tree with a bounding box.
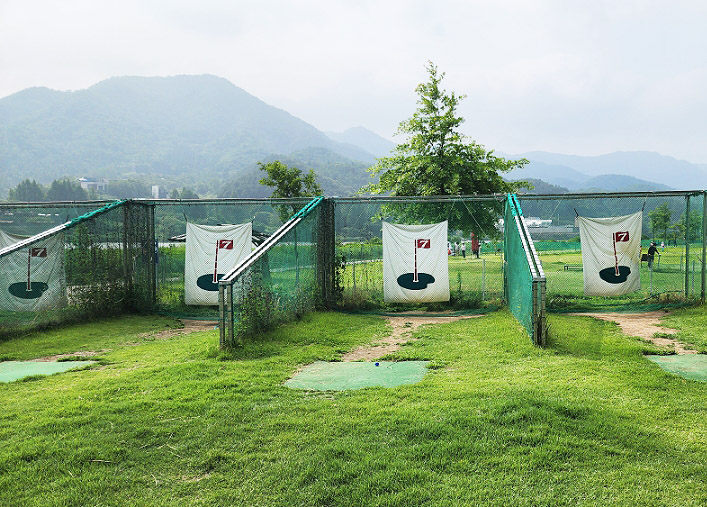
[46,179,88,201]
[364,62,527,235]
[8,179,46,201]
[648,202,671,242]
[259,161,322,222]
[680,210,702,243]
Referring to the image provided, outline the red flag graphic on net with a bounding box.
[30,247,47,257]
[213,239,234,283]
[613,232,629,242]
[416,239,431,249]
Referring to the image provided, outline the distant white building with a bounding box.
[496,217,553,231]
[524,217,552,228]
[78,177,107,192]
[152,185,160,199]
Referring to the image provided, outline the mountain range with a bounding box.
[0,75,381,197]
[1,73,706,199]
[505,151,707,191]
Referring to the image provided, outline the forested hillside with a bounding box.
[219,147,374,198]
[0,75,375,197]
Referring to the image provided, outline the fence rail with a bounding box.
[1,190,706,340]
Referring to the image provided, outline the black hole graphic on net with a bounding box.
[8,282,49,299]
[197,238,233,291]
[196,273,225,291]
[599,230,631,284]
[599,266,631,284]
[397,238,436,290]
[8,247,50,299]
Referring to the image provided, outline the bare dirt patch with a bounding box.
[341,314,483,361]
[31,350,107,362]
[569,311,696,354]
[139,319,217,340]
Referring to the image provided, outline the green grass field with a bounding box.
[1,309,706,505]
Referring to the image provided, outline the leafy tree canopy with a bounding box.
[258,161,322,199]
[7,179,46,201]
[648,202,671,241]
[364,62,527,236]
[258,160,322,222]
[46,179,88,202]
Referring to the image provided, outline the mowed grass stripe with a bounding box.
[0,311,705,505]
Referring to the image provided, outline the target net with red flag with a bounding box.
[0,200,155,337]
[382,221,450,303]
[184,222,251,306]
[577,212,642,296]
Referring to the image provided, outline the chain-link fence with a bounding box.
[516,191,705,310]
[2,191,705,341]
[332,196,506,311]
[0,200,155,337]
[219,197,326,346]
[504,194,546,345]
[149,198,315,320]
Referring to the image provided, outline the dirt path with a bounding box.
[142,319,217,340]
[31,350,106,362]
[341,313,484,361]
[31,320,217,361]
[569,311,696,354]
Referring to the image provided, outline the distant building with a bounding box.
[524,217,552,228]
[152,185,160,199]
[78,177,108,192]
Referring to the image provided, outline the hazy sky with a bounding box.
[2,0,707,163]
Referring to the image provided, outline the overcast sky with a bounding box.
[2,0,707,163]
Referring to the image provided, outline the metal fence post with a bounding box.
[685,195,691,297]
[218,284,225,348]
[316,198,335,308]
[149,204,157,306]
[227,284,235,346]
[701,191,706,303]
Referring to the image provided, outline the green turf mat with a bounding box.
[646,355,707,382]
[0,361,96,383]
[285,361,429,391]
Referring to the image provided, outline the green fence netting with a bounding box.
[0,200,154,337]
[332,196,505,311]
[504,194,546,345]
[151,197,315,319]
[218,197,325,346]
[2,191,704,343]
[516,191,705,311]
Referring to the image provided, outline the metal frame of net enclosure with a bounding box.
[3,190,705,346]
[504,194,547,346]
[218,197,333,347]
[146,197,320,320]
[331,195,507,311]
[0,200,156,337]
[515,190,707,311]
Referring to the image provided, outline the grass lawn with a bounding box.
[661,306,707,353]
[1,310,706,506]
